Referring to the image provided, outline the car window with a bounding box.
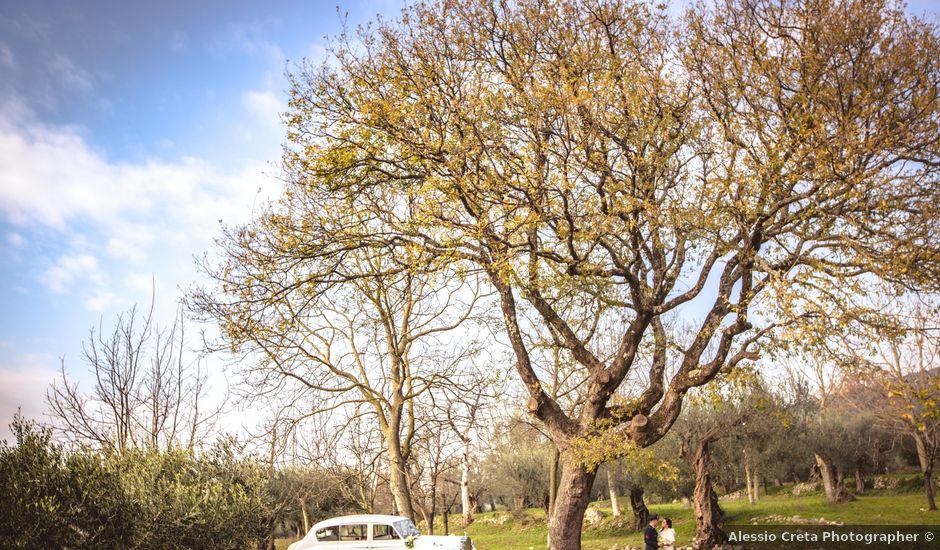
[393,519,420,538]
[339,524,368,541]
[372,524,401,540]
[315,526,339,541]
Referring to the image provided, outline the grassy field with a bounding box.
[276,490,940,550]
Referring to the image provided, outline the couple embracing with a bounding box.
[643,515,676,550]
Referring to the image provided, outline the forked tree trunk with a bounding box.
[547,461,597,550]
[608,469,622,517]
[814,452,854,503]
[913,434,937,511]
[692,437,726,550]
[629,487,650,531]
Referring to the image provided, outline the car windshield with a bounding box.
[393,519,421,538]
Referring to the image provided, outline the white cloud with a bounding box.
[0,98,273,232]
[243,89,281,122]
[84,289,118,312]
[241,88,284,143]
[0,96,280,313]
[41,253,103,294]
[105,222,156,263]
[125,272,158,296]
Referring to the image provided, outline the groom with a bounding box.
[644,515,659,550]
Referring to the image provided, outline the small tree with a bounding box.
[193,229,485,521]
[47,297,219,452]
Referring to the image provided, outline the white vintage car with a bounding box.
[287,514,474,550]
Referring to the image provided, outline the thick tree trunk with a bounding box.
[629,487,650,531]
[547,461,597,550]
[913,434,937,511]
[814,452,853,503]
[608,468,622,517]
[692,438,726,550]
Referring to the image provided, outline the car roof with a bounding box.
[312,514,411,530]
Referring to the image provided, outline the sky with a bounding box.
[1,0,939,443]
[0,0,407,441]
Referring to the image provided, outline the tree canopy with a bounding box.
[200,0,940,547]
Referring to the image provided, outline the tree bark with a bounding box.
[548,447,560,515]
[607,468,622,517]
[692,437,726,550]
[387,435,415,522]
[923,469,937,512]
[629,487,650,531]
[913,434,937,511]
[547,461,597,550]
[814,452,854,503]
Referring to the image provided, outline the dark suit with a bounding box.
[644,523,658,550]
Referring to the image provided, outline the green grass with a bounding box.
[276,492,940,550]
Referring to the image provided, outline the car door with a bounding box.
[368,523,407,550]
[336,523,370,550]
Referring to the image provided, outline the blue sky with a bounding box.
[0,0,406,440]
[1,0,939,441]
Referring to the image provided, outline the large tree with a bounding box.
[262,0,940,547]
